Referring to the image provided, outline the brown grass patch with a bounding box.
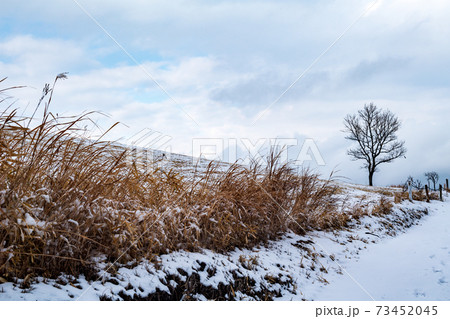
[0,76,344,280]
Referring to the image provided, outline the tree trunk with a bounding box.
[368,170,374,186]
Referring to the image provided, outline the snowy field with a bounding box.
[1,184,447,301]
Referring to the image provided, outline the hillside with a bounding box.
[0,99,447,300]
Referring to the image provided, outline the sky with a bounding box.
[1,0,450,186]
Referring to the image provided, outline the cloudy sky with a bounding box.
[1,0,449,186]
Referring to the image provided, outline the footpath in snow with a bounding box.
[311,200,450,301]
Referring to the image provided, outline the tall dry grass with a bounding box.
[0,76,341,280]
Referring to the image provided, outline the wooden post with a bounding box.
[446,179,449,191]
[425,185,430,203]
[439,184,443,201]
[408,181,413,201]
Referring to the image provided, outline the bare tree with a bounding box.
[403,176,423,191]
[413,179,423,190]
[424,171,439,191]
[344,103,406,186]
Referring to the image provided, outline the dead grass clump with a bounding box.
[427,191,440,201]
[0,76,342,280]
[413,189,425,201]
[348,204,370,220]
[393,192,405,203]
[372,196,393,216]
[165,153,341,251]
[289,171,345,230]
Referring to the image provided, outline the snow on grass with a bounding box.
[1,185,442,301]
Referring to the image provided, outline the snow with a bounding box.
[0,186,448,301]
[310,200,450,301]
[24,213,37,226]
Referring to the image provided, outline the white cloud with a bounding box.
[1,0,450,186]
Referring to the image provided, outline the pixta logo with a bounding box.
[192,138,325,167]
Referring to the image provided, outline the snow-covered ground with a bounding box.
[311,200,450,301]
[0,188,448,301]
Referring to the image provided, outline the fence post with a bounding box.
[439,184,443,201]
[425,185,430,203]
[446,178,449,191]
[408,181,413,201]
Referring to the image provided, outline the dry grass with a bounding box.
[372,196,394,216]
[0,76,345,280]
[393,189,439,203]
